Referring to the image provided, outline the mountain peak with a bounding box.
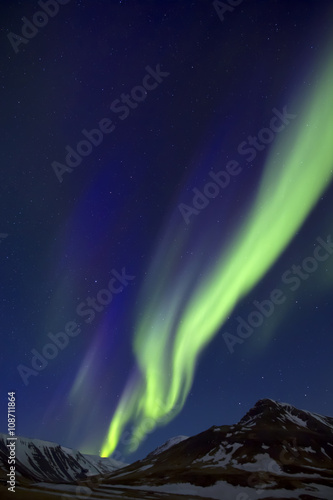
[147,435,189,457]
[238,398,333,435]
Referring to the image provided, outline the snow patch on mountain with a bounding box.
[110,481,333,500]
[194,442,243,466]
[82,454,127,475]
[148,435,189,457]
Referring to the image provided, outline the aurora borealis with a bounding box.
[1,1,333,463]
[100,44,333,457]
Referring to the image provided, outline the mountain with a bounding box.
[147,435,189,457]
[1,399,333,499]
[0,433,125,484]
[101,399,333,499]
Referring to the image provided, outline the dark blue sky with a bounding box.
[1,0,332,463]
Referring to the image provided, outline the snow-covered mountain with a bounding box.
[147,435,189,457]
[102,399,333,499]
[81,453,126,475]
[0,433,125,484]
[1,399,333,499]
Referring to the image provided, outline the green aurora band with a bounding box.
[101,49,333,457]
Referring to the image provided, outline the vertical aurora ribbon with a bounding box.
[101,46,333,457]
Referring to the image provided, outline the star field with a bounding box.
[0,0,332,462]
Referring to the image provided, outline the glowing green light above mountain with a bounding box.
[101,47,333,458]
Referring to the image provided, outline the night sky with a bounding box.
[1,0,333,463]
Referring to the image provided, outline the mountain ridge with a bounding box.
[0,433,126,484]
[1,399,333,499]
